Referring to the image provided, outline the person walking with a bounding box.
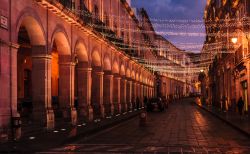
[237,97,244,116]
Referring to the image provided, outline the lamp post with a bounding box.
[231,37,238,44]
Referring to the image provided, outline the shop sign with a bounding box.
[0,16,8,30]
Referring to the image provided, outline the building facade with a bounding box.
[0,0,191,141]
[203,0,250,111]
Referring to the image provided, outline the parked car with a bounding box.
[147,97,165,112]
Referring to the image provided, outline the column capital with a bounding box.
[114,76,121,80]
[78,67,92,72]
[105,74,114,78]
[32,54,52,60]
[122,78,127,82]
[95,71,104,76]
[59,62,76,66]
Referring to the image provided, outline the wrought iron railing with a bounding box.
[55,0,140,57]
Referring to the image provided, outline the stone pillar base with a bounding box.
[127,102,132,111]
[46,109,55,130]
[11,113,21,140]
[71,108,77,126]
[104,103,114,116]
[87,106,94,122]
[118,103,121,114]
[78,105,93,122]
[100,105,105,118]
[61,108,77,125]
[93,104,105,119]
[33,108,55,130]
[78,107,87,117]
[122,103,128,113]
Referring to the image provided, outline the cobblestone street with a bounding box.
[41,98,250,153]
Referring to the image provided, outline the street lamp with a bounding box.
[231,37,238,44]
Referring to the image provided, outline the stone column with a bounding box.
[141,84,144,98]
[146,86,149,98]
[120,78,127,112]
[113,75,121,114]
[9,44,18,118]
[91,70,105,119]
[137,82,141,107]
[32,46,54,129]
[103,71,114,116]
[59,61,77,125]
[126,79,132,111]
[141,84,144,107]
[132,81,137,108]
[77,66,93,122]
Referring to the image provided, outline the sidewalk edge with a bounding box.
[195,103,250,138]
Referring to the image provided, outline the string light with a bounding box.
[61,7,245,76]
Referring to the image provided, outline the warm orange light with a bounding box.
[231,38,238,44]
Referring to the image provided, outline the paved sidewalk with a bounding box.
[195,100,250,137]
[0,109,142,153]
[41,98,250,153]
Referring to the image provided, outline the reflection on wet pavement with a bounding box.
[41,98,250,153]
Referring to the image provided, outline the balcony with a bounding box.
[39,0,139,58]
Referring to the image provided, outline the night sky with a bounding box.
[131,0,207,53]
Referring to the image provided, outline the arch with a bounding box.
[112,61,119,74]
[120,64,125,76]
[51,26,71,55]
[92,49,101,67]
[140,74,143,82]
[16,14,46,46]
[103,54,111,71]
[131,70,135,80]
[75,40,88,62]
[136,73,139,81]
[126,68,131,78]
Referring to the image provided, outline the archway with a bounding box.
[74,41,90,121]
[112,60,121,114]
[103,54,114,116]
[91,49,104,119]
[51,30,76,124]
[16,15,51,131]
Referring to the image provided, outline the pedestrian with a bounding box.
[237,97,244,115]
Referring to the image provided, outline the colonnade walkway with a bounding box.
[2,98,250,153]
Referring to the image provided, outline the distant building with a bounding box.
[0,0,193,141]
[203,0,250,111]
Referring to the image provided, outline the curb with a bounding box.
[0,110,142,153]
[195,103,250,138]
[62,110,141,144]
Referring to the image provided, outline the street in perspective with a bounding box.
[1,0,250,153]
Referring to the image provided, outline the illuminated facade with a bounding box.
[0,0,189,141]
[203,0,250,111]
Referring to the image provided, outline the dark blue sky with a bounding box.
[131,0,207,52]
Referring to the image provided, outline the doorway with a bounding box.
[241,80,248,113]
